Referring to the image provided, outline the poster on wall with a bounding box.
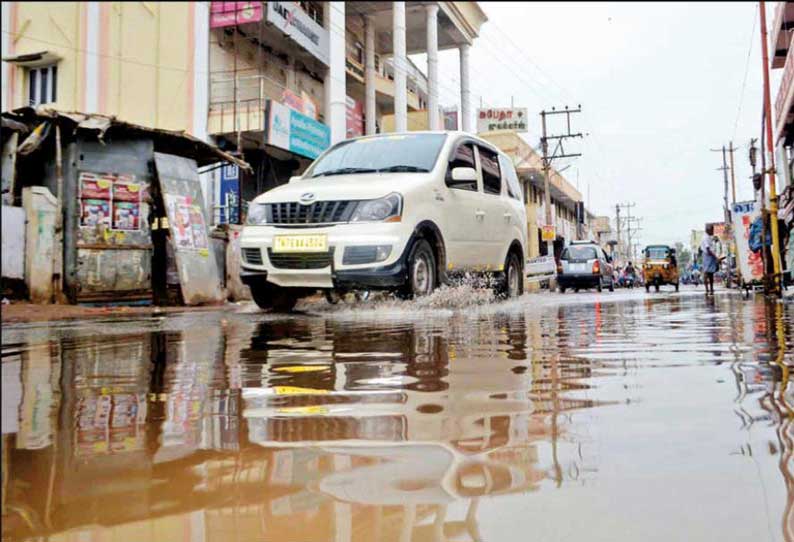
[166,194,195,249]
[80,174,112,199]
[113,202,140,230]
[731,201,764,283]
[81,199,112,227]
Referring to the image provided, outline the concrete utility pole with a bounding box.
[728,141,737,205]
[615,202,636,261]
[711,145,733,288]
[540,106,583,258]
[615,204,621,260]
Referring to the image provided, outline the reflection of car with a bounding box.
[642,245,679,292]
[556,241,614,293]
[240,131,527,311]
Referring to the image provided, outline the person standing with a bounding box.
[700,224,719,295]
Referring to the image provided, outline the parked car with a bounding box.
[556,241,615,293]
[239,131,528,311]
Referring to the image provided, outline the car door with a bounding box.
[474,145,509,269]
[499,153,527,261]
[442,140,487,270]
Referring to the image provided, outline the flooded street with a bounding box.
[2,288,793,542]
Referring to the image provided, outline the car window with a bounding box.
[562,245,598,260]
[447,142,477,191]
[479,146,501,195]
[499,154,522,201]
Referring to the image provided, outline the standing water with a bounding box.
[1,289,792,541]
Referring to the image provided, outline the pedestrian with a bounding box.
[700,224,719,295]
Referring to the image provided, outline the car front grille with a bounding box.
[266,201,356,225]
[242,247,263,265]
[267,248,334,270]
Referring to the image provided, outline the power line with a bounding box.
[732,5,758,142]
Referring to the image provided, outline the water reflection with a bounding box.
[1,293,792,541]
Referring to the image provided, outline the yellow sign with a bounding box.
[541,225,556,241]
[273,234,328,253]
[273,386,329,395]
[273,365,330,373]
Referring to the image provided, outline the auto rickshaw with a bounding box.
[642,245,679,292]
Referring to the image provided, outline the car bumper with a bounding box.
[557,274,601,288]
[239,222,414,289]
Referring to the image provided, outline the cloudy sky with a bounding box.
[415,1,779,247]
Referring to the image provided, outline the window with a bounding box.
[447,142,477,191]
[561,245,597,261]
[28,64,57,106]
[499,154,522,201]
[479,146,501,195]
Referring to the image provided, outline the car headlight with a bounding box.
[246,203,268,225]
[350,193,402,222]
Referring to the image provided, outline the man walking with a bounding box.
[700,224,719,295]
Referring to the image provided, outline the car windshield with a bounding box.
[306,133,447,178]
[561,246,598,260]
[645,247,670,259]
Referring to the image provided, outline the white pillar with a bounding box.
[193,0,210,140]
[392,1,407,133]
[324,1,347,144]
[426,4,439,130]
[459,44,471,133]
[1,3,11,112]
[365,16,377,135]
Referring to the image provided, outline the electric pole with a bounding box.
[728,141,737,205]
[711,145,734,288]
[614,202,636,262]
[541,106,583,258]
[615,204,621,260]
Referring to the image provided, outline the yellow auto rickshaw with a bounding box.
[643,245,679,292]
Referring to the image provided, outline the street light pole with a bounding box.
[541,110,554,257]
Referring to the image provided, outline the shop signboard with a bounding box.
[210,1,263,28]
[265,99,330,159]
[541,225,556,241]
[477,107,528,133]
[346,95,364,138]
[266,1,329,66]
[731,200,764,283]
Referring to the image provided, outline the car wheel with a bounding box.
[497,251,523,299]
[404,239,437,298]
[250,283,300,313]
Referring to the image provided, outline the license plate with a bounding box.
[570,263,586,272]
[273,234,328,253]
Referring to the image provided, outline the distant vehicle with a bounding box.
[240,131,528,311]
[642,245,679,292]
[556,241,615,293]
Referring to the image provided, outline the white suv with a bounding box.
[240,131,527,311]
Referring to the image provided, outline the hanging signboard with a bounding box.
[731,200,764,283]
[266,1,329,66]
[219,164,240,224]
[477,108,528,133]
[265,99,330,159]
[541,225,556,241]
[210,1,263,28]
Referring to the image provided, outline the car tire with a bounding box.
[403,238,437,298]
[497,251,523,299]
[250,283,300,313]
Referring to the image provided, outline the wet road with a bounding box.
[1,288,793,542]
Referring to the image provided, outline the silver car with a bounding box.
[557,241,615,293]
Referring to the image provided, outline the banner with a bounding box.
[541,225,556,241]
[346,96,364,138]
[731,201,764,283]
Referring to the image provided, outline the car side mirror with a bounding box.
[447,166,477,188]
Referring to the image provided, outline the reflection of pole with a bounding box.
[551,353,562,487]
[759,1,783,296]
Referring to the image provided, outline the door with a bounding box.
[443,141,487,270]
[477,145,511,269]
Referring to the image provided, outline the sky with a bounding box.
[412,1,781,248]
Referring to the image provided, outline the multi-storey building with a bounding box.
[2,1,488,224]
